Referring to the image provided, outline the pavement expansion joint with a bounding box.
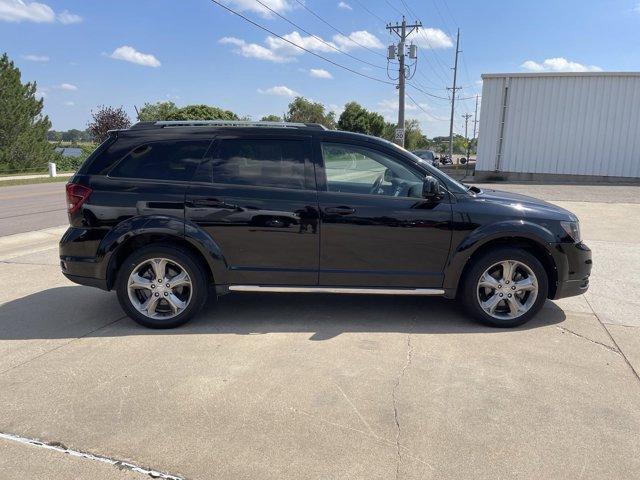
[556,326,620,354]
[0,431,185,480]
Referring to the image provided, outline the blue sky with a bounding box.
[2,0,639,136]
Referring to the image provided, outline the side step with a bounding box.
[228,286,445,295]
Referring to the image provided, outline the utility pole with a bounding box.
[387,17,421,147]
[462,113,472,160]
[447,28,461,163]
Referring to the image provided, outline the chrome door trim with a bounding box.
[228,286,445,295]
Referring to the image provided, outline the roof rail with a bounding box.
[130,120,327,130]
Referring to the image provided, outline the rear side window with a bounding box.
[109,140,210,181]
[209,139,310,190]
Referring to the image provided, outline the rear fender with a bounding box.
[97,215,228,287]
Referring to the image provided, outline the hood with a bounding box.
[473,188,576,221]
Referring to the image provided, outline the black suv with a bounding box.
[60,121,592,329]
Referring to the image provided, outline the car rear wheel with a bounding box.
[116,244,208,328]
[462,247,548,328]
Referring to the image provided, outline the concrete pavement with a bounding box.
[0,184,639,479]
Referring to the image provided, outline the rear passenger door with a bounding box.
[185,134,319,286]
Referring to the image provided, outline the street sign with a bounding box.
[395,128,405,142]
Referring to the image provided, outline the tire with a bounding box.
[116,244,208,328]
[461,247,548,328]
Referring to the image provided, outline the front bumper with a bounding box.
[550,241,592,300]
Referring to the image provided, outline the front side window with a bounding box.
[321,142,424,198]
[211,139,310,190]
[109,140,210,181]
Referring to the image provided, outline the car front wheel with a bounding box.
[462,247,548,328]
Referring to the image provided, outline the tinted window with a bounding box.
[109,140,210,181]
[321,142,424,198]
[210,139,309,189]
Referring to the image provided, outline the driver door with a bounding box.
[316,140,453,288]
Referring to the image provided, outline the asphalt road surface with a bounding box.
[0,182,68,237]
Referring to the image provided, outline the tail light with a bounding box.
[66,183,92,214]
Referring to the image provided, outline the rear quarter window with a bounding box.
[108,140,210,182]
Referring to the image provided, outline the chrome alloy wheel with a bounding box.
[127,258,192,320]
[476,260,539,320]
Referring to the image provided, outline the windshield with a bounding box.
[385,141,470,194]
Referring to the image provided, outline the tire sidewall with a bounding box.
[463,248,549,328]
[116,245,207,328]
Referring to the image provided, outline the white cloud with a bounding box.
[222,0,291,18]
[110,46,161,67]
[64,101,75,106]
[266,31,336,56]
[257,85,299,97]
[35,89,46,99]
[22,54,49,62]
[219,36,291,63]
[58,83,77,91]
[221,29,382,63]
[57,10,81,24]
[633,3,640,13]
[309,68,333,79]
[333,30,383,51]
[0,0,53,22]
[338,1,352,10]
[0,1,81,24]
[413,28,453,49]
[521,57,602,73]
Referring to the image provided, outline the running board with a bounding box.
[228,286,445,295]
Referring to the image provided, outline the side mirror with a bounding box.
[422,176,442,200]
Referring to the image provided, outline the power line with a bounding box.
[406,91,448,122]
[252,0,387,71]
[351,0,386,24]
[210,0,395,85]
[292,0,387,58]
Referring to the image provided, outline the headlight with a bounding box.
[560,221,581,243]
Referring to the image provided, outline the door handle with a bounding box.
[187,198,237,209]
[325,206,355,215]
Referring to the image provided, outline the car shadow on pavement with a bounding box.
[0,285,567,341]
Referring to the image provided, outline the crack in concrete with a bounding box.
[584,296,640,386]
[556,326,620,354]
[392,333,413,480]
[0,431,185,479]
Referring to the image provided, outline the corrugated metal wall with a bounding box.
[476,73,640,178]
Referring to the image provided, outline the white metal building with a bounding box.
[476,72,640,181]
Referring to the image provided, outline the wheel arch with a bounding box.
[96,215,228,290]
[444,222,559,299]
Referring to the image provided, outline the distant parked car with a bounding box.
[412,149,439,167]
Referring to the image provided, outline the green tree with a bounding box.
[0,53,57,173]
[284,97,335,128]
[137,101,179,121]
[61,128,82,143]
[337,102,385,137]
[168,104,238,121]
[260,114,282,122]
[87,105,131,143]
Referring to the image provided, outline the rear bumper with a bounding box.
[60,226,109,290]
[550,241,592,300]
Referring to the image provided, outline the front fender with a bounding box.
[97,215,228,287]
[443,220,556,294]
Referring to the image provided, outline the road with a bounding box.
[0,183,639,479]
[0,182,68,237]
